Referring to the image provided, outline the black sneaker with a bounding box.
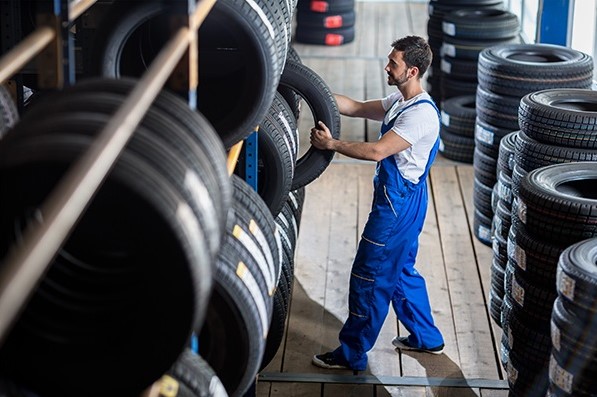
[312,352,350,370]
[392,336,444,355]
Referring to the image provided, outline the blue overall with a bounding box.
[332,98,444,371]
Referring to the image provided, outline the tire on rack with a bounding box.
[279,60,341,190]
[89,0,281,148]
[296,9,355,28]
[477,44,594,98]
[163,349,228,397]
[518,89,597,149]
[441,35,520,60]
[438,127,475,163]
[294,25,355,46]
[199,176,278,397]
[297,0,355,14]
[0,118,211,397]
[476,85,521,131]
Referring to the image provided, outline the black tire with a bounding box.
[294,25,355,46]
[440,95,476,137]
[474,117,515,150]
[477,44,594,98]
[514,130,597,174]
[89,0,281,148]
[279,61,341,189]
[507,218,565,288]
[497,130,518,178]
[442,9,519,40]
[0,119,210,397]
[506,345,550,397]
[237,94,296,217]
[441,76,478,99]
[496,170,513,207]
[200,176,279,397]
[441,35,521,60]
[556,238,597,315]
[473,147,497,187]
[475,85,521,131]
[517,162,597,245]
[428,0,504,18]
[518,89,597,149]
[438,127,475,163]
[473,176,494,218]
[440,56,478,80]
[164,349,228,397]
[492,198,511,241]
[473,208,493,246]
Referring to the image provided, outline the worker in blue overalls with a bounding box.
[310,35,444,372]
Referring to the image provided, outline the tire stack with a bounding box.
[487,129,518,326]
[502,162,597,397]
[497,90,597,396]
[425,0,504,103]
[440,8,519,100]
[294,0,356,46]
[472,44,594,246]
[549,238,597,397]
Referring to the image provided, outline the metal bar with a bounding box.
[227,141,244,176]
[258,373,509,389]
[0,26,55,85]
[0,25,196,344]
[68,0,98,22]
[245,131,259,191]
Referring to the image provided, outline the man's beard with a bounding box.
[388,72,409,87]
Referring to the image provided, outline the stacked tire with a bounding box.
[438,95,476,163]
[496,90,597,396]
[472,44,594,246]
[549,238,597,397]
[503,162,597,396]
[425,0,504,102]
[487,129,518,326]
[295,0,356,46]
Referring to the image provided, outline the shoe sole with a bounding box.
[392,339,444,355]
[311,355,350,369]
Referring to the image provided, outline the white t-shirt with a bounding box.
[380,91,439,184]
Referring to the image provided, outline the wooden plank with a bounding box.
[456,165,505,380]
[430,166,500,380]
[480,389,509,397]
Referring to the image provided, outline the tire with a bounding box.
[440,56,478,80]
[442,9,519,40]
[89,0,281,148]
[517,162,597,245]
[497,130,518,178]
[473,208,493,246]
[438,127,475,163]
[279,61,341,189]
[476,85,521,131]
[474,117,515,150]
[441,76,478,99]
[294,25,355,46]
[473,147,497,187]
[473,176,494,218]
[441,35,521,60]
[440,95,476,137]
[556,238,597,315]
[514,130,597,174]
[236,94,296,217]
[0,115,211,397]
[477,44,594,98]
[164,349,228,397]
[518,89,597,149]
[200,176,278,397]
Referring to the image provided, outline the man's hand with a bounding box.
[310,121,334,150]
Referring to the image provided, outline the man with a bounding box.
[310,35,444,372]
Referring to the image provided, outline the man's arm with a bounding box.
[335,94,386,121]
[310,121,411,162]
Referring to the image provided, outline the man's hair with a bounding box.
[391,36,432,79]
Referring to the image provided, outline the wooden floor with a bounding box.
[257,2,507,396]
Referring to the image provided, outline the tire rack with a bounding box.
[0,1,241,395]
